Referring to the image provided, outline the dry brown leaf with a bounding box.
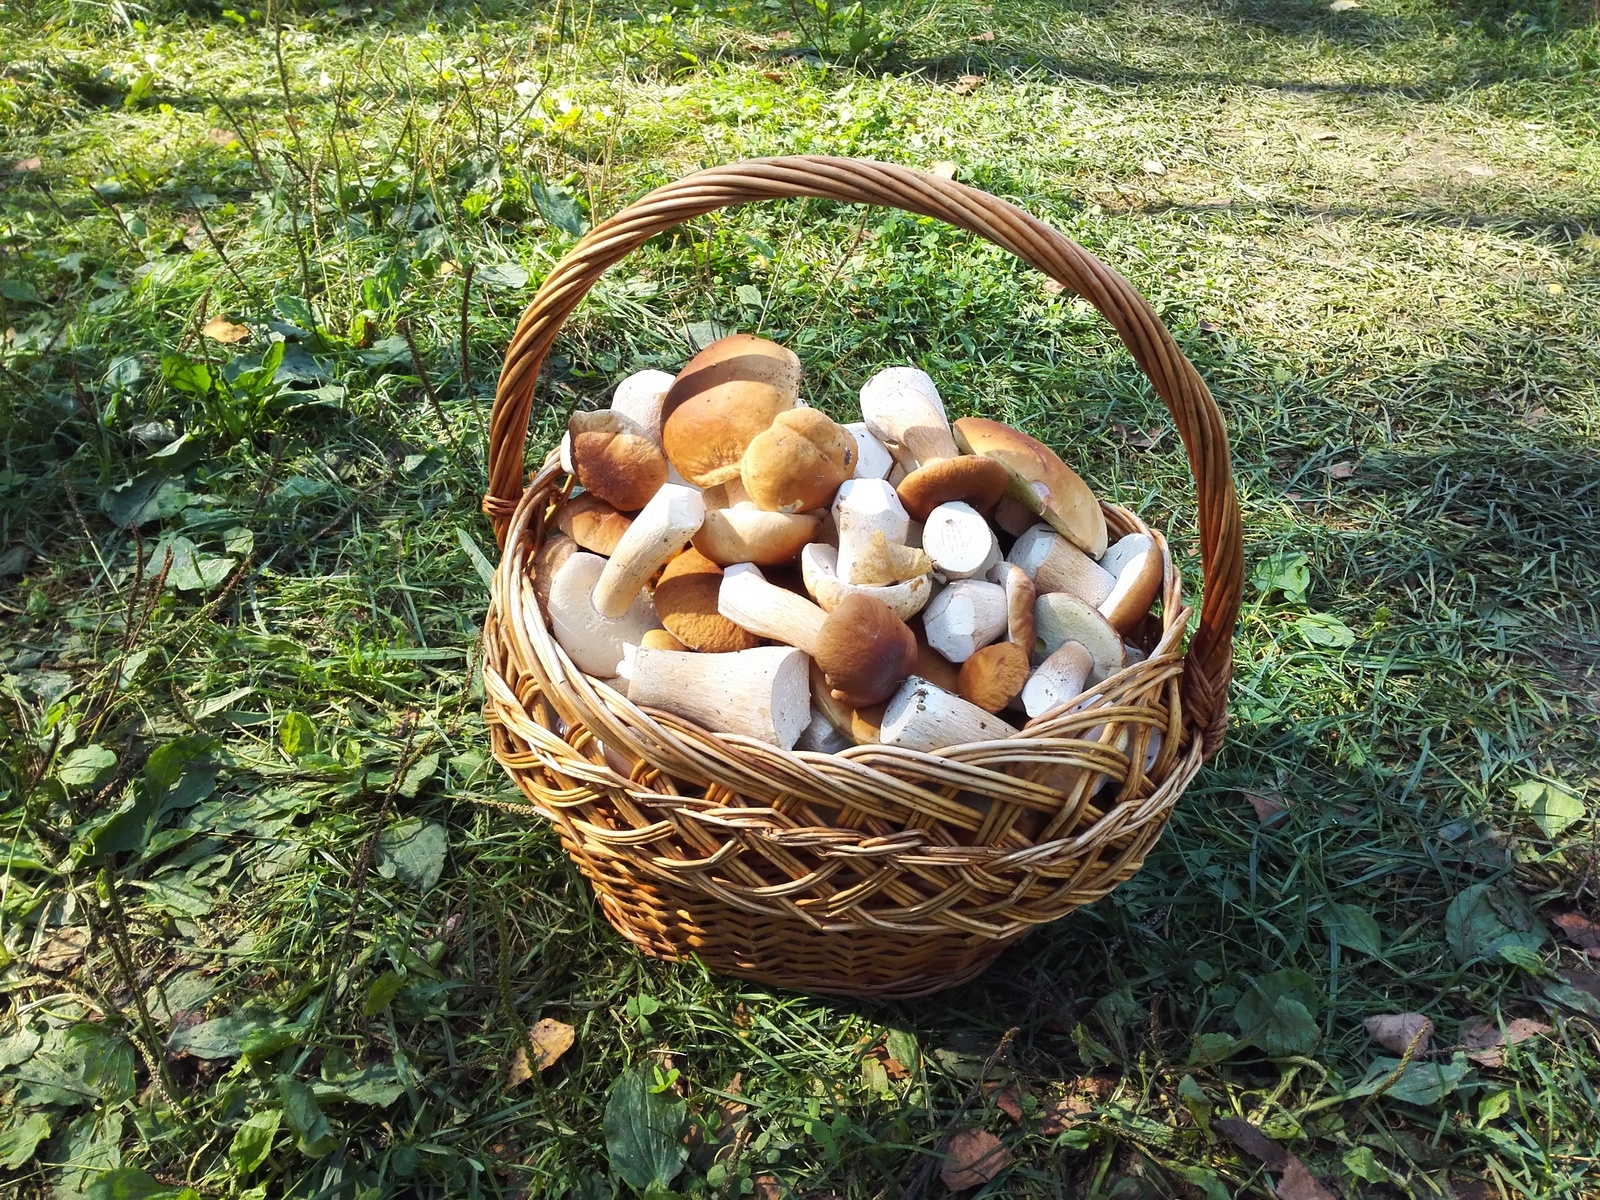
[1523,405,1550,425]
[970,30,996,42]
[1551,911,1600,956]
[1141,158,1166,175]
[1364,1012,1434,1056]
[1041,277,1067,296]
[201,315,250,344]
[953,74,986,95]
[1449,1180,1495,1200]
[206,128,239,146]
[940,1128,1012,1190]
[929,160,959,179]
[1244,789,1289,826]
[993,1082,1025,1121]
[752,1174,782,1200]
[32,926,89,973]
[507,1017,575,1084]
[1278,1156,1338,1200]
[1461,1017,1551,1067]
[1039,1095,1091,1135]
[1215,1117,1286,1170]
[882,1056,910,1080]
[763,70,784,82]
[1328,460,1357,480]
[14,157,42,171]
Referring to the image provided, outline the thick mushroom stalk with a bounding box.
[1021,641,1094,719]
[1001,563,1037,652]
[627,645,810,749]
[834,478,912,586]
[717,563,828,652]
[923,579,1008,663]
[859,367,955,470]
[922,501,1001,581]
[1097,533,1163,633]
[592,483,705,619]
[801,543,932,621]
[1034,592,1126,680]
[845,422,895,480]
[880,676,1017,751]
[609,369,676,444]
[545,551,664,677]
[1009,525,1115,605]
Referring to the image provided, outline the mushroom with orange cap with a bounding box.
[739,407,857,513]
[567,410,668,513]
[660,334,801,487]
[953,417,1107,558]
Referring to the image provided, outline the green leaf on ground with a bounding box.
[278,711,315,757]
[1510,778,1585,837]
[59,743,117,787]
[603,1063,687,1192]
[1250,550,1310,602]
[1292,612,1356,648]
[376,819,447,892]
[1328,904,1383,957]
[0,1111,52,1168]
[227,1108,281,1173]
[1445,883,1546,964]
[278,1076,338,1156]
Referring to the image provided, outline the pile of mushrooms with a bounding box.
[537,334,1163,755]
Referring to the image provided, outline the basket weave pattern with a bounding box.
[479,157,1243,999]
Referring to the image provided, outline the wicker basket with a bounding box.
[478,157,1243,1000]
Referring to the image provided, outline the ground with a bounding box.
[1,0,1599,1196]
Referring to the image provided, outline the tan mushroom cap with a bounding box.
[957,641,1030,713]
[1033,592,1125,681]
[568,410,669,512]
[692,505,820,567]
[813,593,918,708]
[556,493,633,557]
[661,334,801,487]
[640,628,688,652]
[533,534,578,617]
[896,454,1010,522]
[952,417,1107,557]
[1097,533,1164,633]
[740,407,857,513]
[652,549,761,653]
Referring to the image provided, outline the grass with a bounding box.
[1,0,1598,1196]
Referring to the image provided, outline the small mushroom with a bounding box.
[568,410,669,512]
[546,550,663,677]
[556,493,633,557]
[609,368,676,444]
[1097,533,1163,633]
[800,543,933,621]
[921,501,1001,581]
[833,477,911,585]
[740,407,857,513]
[923,578,1008,663]
[879,676,1017,752]
[717,562,828,651]
[953,417,1107,557]
[533,534,578,617]
[640,628,689,652]
[1020,641,1093,719]
[1001,563,1037,651]
[692,503,819,567]
[653,549,761,653]
[896,454,1010,522]
[591,483,705,619]
[859,367,958,470]
[1009,524,1114,605]
[849,531,933,586]
[845,422,895,480]
[957,642,1030,713]
[627,645,810,748]
[1033,592,1125,681]
[660,334,801,487]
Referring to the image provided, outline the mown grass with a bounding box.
[1,0,1598,1196]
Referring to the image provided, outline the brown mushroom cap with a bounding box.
[693,505,820,567]
[813,592,918,707]
[556,493,634,556]
[952,417,1107,557]
[652,549,761,653]
[740,408,857,513]
[1002,563,1037,651]
[569,410,668,512]
[661,334,801,487]
[957,642,1030,713]
[897,455,1010,522]
[533,535,578,617]
[1097,533,1164,633]
[640,628,689,652]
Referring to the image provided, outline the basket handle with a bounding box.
[484,156,1243,755]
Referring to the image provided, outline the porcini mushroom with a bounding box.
[627,645,810,748]
[845,422,894,480]
[653,549,760,653]
[609,368,676,444]
[568,410,669,512]
[833,477,911,585]
[1008,524,1114,605]
[640,629,689,652]
[692,503,820,567]
[897,454,1010,522]
[953,417,1107,557]
[533,534,579,617]
[992,495,1037,538]
[1020,641,1093,719]
[800,543,932,621]
[546,550,663,677]
[1097,533,1163,633]
[717,562,828,651]
[923,578,1008,663]
[739,407,857,513]
[921,501,1001,581]
[957,642,1030,713]
[591,483,705,619]
[1001,563,1037,652]
[660,334,801,487]
[1033,593,1126,681]
[556,493,633,557]
[879,676,1017,752]
[796,707,854,754]
[859,368,957,470]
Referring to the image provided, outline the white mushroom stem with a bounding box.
[880,676,1017,751]
[922,501,1000,581]
[833,478,911,586]
[1021,641,1094,719]
[559,432,574,474]
[845,422,895,480]
[592,483,705,619]
[609,369,675,444]
[545,552,664,677]
[796,707,853,754]
[923,579,1008,663]
[627,646,810,749]
[717,563,826,653]
[800,543,932,621]
[1009,525,1114,605]
[859,369,957,469]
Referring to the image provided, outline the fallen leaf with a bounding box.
[1328,460,1357,479]
[882,1056,910,1080]
[1039,1096,1089,1134]
[763,71,783,82]
[1460,1017,1550,1067]
[929,160,959,179]
[986,1081,1026,1121]
[953,74,985,95]
[1449,1180,1495,1200]
[1364,1013,1434,1056]
[752,1174,782,1200]
[940,1128,1012,1190]
[1141,158,1166,175]
[1329,0,1360,9]
[1314,130,1339,141]
[206,128,240,146]
[32,926,89,973]
[1198,319,1223,332]
[507,1017,575,1084]
[14,157,42,171]
[1523,405,1550,425]
[1215,1117,1285,1170]
[1550,911,1600,956]
[970,30,996,42]
[201,315,250,344]
[1278,1156,1338,1200]
[1042,277,1067,295]
[1244,790,1289,827]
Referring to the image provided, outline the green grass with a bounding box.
[2,0,1599,1196]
